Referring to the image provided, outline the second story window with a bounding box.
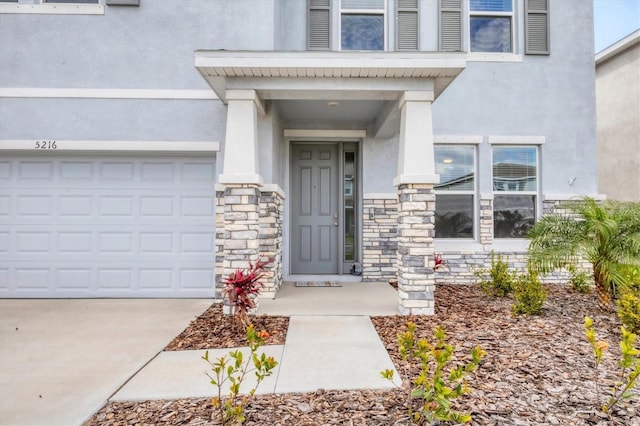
[341,0,385,50]
[469,0,513,53]
[308,0,418,51]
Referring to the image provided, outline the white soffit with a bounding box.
[194,51,467,102]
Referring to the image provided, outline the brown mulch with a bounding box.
[86,285,639,426]
[164,304,289,350]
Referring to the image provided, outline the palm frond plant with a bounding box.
[527,197,640,311]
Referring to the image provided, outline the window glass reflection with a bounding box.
[470,17,512,52]
[494,195,536,238]
[341,14,384,50]
[435,146,475,191]
[493,146,537,191]
[435,194,474,238]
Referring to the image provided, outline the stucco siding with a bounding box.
[0,1,277,90]
[433,0,597,197]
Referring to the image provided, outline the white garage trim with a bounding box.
[0,140,220,153]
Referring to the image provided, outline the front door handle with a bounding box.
[334,212,338,226]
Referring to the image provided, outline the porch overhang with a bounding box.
[194,50,467,104]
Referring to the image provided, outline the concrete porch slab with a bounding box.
[258,281,399,316]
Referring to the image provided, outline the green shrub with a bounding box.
[617,265,640,333]
[512,267,547,316]
[202,325,278,425]
[617,292,640,334]
[568,264,593,294]
[585,317,640,413]
[475,251,515,297]
[381,322,486,424]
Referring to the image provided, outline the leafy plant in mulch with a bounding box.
[223,258,271,328]
[511,266,547,316]
[568,263,594,294]
[381,322,486,424]
[584,316,640,413]
[617,265,640,334]
[475,251,515,297]
[203,324,278,425]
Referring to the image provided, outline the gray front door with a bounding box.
[291,143,339,274]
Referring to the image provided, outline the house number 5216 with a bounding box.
[34,141,57,150]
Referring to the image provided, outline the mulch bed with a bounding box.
[86,284,639,426]
[164,304,289,350]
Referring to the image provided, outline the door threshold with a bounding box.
[285,274,362,283]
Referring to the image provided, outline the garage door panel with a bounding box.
[140,233,174,253]
[57,269,92,290]
[139,269,174,289]
[0,155,216,298]
[17,195,52,216]
[0,195,10,215]
[15,269,51,290]
[18,161,54,179]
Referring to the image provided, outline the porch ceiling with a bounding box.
[194,50,467,103]
[195,51,466,138]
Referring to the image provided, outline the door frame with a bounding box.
[283,135,362,278]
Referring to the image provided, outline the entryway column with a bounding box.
[394,91,438,315]
[217,90,274,309]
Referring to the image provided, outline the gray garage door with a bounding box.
[0,155,216,298]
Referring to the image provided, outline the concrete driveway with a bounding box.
[0,299,211,426]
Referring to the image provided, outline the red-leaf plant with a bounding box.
[223,258,271,328]
[434,254,446,271]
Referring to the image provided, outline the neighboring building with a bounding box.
[0,0,599,314]
[596,29,640,202]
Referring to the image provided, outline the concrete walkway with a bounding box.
[113,315,402,401]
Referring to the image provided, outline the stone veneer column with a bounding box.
[396,184,436,315]
[221,184,261,313]
[362,196,398,282]
[479,195,494,247]
[394,90,438,315]
[259,188,284,298]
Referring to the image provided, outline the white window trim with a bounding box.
[434,135,483,144]
[489,135,545,145]
[468,0,516,55]
[0,2,104,15]
[467,52,522,62]
[434,144,478,241]
[338,0,388,52]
